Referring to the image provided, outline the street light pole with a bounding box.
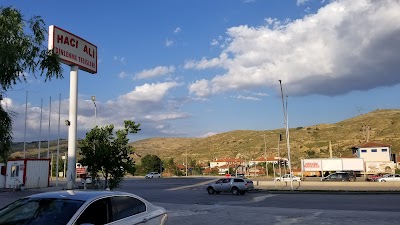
[185,148,188,177]
[264,133,268,177]
[279,80,294,191]
[91,96,97,126]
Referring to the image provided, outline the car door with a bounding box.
[74,197,112,225]
[213,179,225,191]
[110,196,149,225]
[220,178,232,192]
[328,174,337,181]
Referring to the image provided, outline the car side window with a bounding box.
[234,179,244,182]
[216,179,224,184]
[75,197,111,225]
[111,196,147,222]
[223,179,230,183]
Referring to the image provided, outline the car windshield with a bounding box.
[0,197,84,225]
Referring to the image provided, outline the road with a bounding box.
[1,177,400,224]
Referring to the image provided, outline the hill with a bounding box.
[129,109,400,167]
[10,109,400,168]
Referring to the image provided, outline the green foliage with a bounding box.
[140,154,162,174]
[79,120,141,190]
[0,7,63,162]
[0,107,12,163]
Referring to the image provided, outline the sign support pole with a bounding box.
[66,66,78,190]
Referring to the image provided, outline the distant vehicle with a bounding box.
[81,176,92,185]
[321,172,356,182]
[235,173,245,178]
[207,178,252,195]
[377,174,400,182]
[366,173,388,182]
[145,172,161,179]
[274,174,302,182]
[0,190,168,225]
[244,178,254,191]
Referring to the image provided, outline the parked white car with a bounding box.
[377,174,400,182]
[274,174,302,182]
[145,172,161,178]
[0,191,168,225]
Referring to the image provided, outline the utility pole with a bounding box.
[264,133,268,177]
[279,80,294,191]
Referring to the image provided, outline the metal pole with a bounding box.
[51,152,53,180]
[47,96,51,158]
[279,80,293,191]
[23,91,27,159]
[91,96,97,126]
[56,93,61,187]
[38,98,43,159]
[278,135,282,176]
[66,66,78,190]
[185,148,188,177]
[264,133,268,177]
[63,152,66,178]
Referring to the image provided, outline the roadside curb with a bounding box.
[252,188,400,194]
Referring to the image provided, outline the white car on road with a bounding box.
[145,172,161,178]
[377,174,400,182]
[274,174,302,182]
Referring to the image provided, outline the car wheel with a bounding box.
[239,191,246,195]
[231,187,239,195]
[276,179,280,182]
[215,191,221,194]
[207,187,215,194]
[382,179,386,182]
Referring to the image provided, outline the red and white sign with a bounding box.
[76,167,86,175]
[303,159,322,171]
[48,25,97,74]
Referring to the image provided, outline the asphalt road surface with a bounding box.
[1,177,400,225]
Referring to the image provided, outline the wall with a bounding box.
[358,147,391,162]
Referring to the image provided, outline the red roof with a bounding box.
[355,142,391,148]
[213,158,244,163]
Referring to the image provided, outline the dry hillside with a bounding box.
[130,109,400,167]
[11,109,400,168]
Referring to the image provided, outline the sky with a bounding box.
[2,0,400,143]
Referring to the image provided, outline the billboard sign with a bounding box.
[303,159,322,171]
[365,161,395,174]
[48,25,97,74]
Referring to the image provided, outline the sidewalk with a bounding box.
[254,180,400,192]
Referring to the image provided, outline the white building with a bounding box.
[352,142,392,162]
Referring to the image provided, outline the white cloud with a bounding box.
[144,112,189,121]
[165,38,173,47]
[210,39,219,46]
[235,95,261,101]
[184,53,229,70]
[118,82,180,103]
[186,0,400,97]
[297,0,310,6]
[135,66,175,80]
[200,132,220,138]
[174,27,181,33]
[243,0,256,4]
[118,71,129,79]
[113,56,126,64]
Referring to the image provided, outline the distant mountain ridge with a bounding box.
[129,109,400,167]
[11,109,400,168]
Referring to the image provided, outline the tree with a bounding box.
[0,7,63,162]
[79,120,141,190]
[140,155,162,174]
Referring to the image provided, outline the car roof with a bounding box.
[25,190,145,202]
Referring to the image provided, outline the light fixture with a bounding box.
[65,120,71,126]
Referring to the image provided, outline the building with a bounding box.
[352,142,392,162]
[209,158,245,168]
